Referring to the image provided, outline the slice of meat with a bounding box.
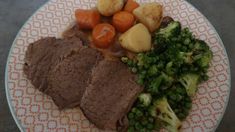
[80,60,143,131]
[47,47,103,109]
[63,24,90,45]
[24,37,104,109]
[24,37,83,92]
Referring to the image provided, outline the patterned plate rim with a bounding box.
[4,0,231,132]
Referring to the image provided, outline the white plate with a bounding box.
[5,0,231,131]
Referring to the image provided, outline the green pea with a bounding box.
[146,123,154,130]
[121,57,128,63]
[184,38,191,45]
[128,126,135,132]
[131,67,137,73]
[128,113,135,119]
[135,122,143,130]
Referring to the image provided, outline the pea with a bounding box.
[128,126,135,132]
[147,123,154,130]
[184,38,191,45]
[135,122,143,130]
[136,110,143,117]
[141,119,148,126]
[131,108,138,113]
[121,57,128,63]
[128,113,135,119]
[131,67,137,73]
[189,43,194,49]
[129,119,135,125]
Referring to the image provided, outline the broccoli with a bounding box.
[154,21,181,53]
[148,76,163,94]
[194,50,213,69]
[179,73,200,97]
[177,52,193,64]
[147,72,174,93]
[193,40,210,52]
[156,21,181,41]
[149,97,182,132]
[138,93,152,107]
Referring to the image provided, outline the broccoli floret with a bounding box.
[179,73,200,97]
[161,72,174,88]
[177,52,193,64]
[138,93,152,107]
[194,50,213,68]
[148,76,163,94]
[149,97,182,132]
[193,40,210,52]
[148,72,174,93]
[157,21,181,40]
[154,22,181,53]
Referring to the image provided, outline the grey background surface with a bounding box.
[0,0,234,132]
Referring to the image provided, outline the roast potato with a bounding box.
[119,23,151,53]
[97,0,124,16]
[133,2,163,32]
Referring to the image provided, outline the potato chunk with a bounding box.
[133,2,163,32]
[97,0,124,16]
[119,23,151,53]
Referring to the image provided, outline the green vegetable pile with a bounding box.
[122,21,213,132]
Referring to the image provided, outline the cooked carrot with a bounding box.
[124,0,140,13]
[112,11,135,33]
[75,9,100,29]
[92,23,116,48]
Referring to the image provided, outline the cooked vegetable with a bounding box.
[133,2,163,32]
[75,9,100,29]
[138,93,152,107]
[149,97,182,132]
[119,23,151,52]
[161,16,174,28]
[92,23,116,48]
[124,0,140,13]
[112,11,135,33]
[124,20,213,131]
[179,73,200,97]
[155,21,181,44]
[97,0,124,16]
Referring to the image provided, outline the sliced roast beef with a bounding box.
[24,37,83,92]
[80,60,143,131]
[47,47,103,108]
[24,37,103,109]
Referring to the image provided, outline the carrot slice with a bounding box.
[75,9,100,29]
[124,0,140,13]
[112,11,135,33]
[92,23,116,48]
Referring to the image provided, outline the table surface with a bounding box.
[0,0,234,131]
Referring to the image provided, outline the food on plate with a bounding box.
[23,1,214,131]
[119,23,151,52]
[92,23,116,48]
[97,0,124,16]
[75,9,100,29]
[133,2,163,32]
[160,16,174,28]
[149,97,182,132]
[80,60,143,131]
[24,37,104,109]
[113,11,135,33]
[122,20,213,131]
[124,0,140,13]
[63,24,90,45]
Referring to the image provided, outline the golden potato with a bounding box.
[97,0,124,16]
[133,2,163,32]
[119,23,151,53]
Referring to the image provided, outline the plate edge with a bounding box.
[4,0,51,131]
[184,1,231,131]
